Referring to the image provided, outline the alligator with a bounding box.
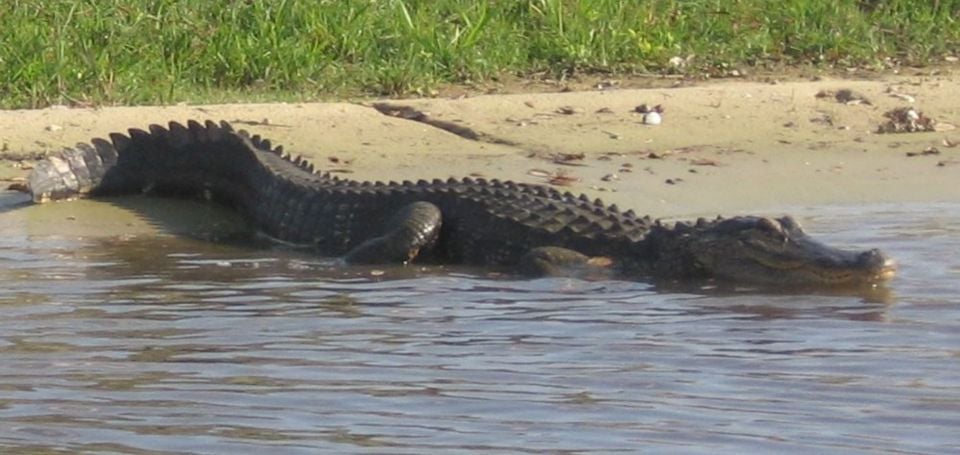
[27,120,896,287]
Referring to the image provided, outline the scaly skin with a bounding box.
[27,120,896,287]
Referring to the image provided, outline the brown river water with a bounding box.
[0,194,957,454]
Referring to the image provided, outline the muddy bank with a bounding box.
[1,73,958,237]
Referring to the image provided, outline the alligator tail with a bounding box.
[28,133,118,202]
[28,120,271,204]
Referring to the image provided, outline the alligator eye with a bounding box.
[754,217,790,245]
[778,216,802,232]
[757,217,783,235]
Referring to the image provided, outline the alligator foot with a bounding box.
[343,201,443,265]
[518,246,614,278]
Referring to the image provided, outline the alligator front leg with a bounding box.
[518,246,614,277]
[343,201,442,265]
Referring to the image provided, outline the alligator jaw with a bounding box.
[658,216,897,287]
[743,243,897,287]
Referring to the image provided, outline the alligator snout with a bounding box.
[860,249,897,282]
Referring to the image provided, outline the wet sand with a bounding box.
[1,73,957,236]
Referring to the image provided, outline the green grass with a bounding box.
[1,0,958,108]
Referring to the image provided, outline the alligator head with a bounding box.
[649,216,896,287]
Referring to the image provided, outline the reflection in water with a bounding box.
[0,203,958,453]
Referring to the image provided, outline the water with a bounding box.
[0,197,958,454]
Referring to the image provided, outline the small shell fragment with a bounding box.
[643,112,662,125]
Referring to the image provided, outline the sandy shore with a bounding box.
[1,73,957,237]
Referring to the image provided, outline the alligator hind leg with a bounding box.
[343,201,443,265]
[518,246,614,278]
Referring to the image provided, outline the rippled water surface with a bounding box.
[0,199,958,454]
